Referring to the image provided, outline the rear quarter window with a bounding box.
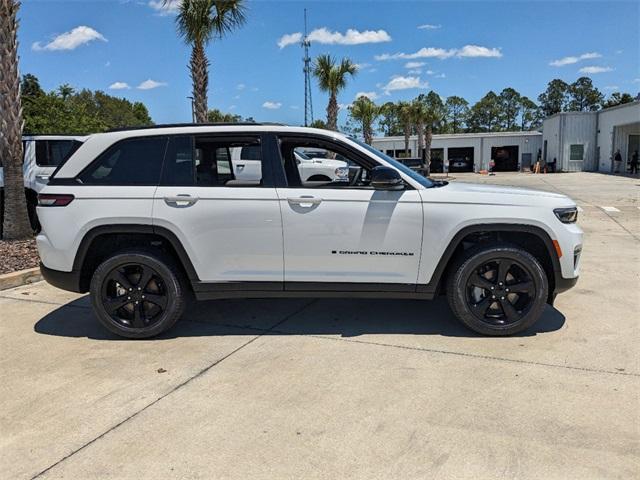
[35,140,82,167]
[78,136,167,185]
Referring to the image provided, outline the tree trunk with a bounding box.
[417,121,425,160]
[1,0,31,240]
[363,119,373,145]
[327,93,338,131]
[403,127,410,158]
[424,125,433,176]
[190,39,209,123]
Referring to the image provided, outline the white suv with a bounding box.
[36,124,582,338]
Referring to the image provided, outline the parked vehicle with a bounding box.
[36,124,582,338]
[448,156,473,172]
[0,135,85,234]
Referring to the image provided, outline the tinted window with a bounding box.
[35,140,82,166]
[161,136,194,185]
[79,137,167,185]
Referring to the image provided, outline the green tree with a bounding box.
[207,108,242,122]
[379,101,403,136]
[498,87,522,131]
[519,96,541,130]
[567,77,603,112]
[467,91,502,132]
[349,96,381,145]
[538,79,569,116]
[413,91,445,170]
[444,96,469,133]
[20,73,43,98]
[602,91,635,109]
[312,54,357,131]
[173,0,246,123]
[309,119,327,129]
[57,83,75,101]
[1,0,32,239]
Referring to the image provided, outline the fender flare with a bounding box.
[418,223,561,294]
[73,224,200,282]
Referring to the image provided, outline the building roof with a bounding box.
[373,130,542,142]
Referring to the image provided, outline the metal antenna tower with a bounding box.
[302,8,313,126]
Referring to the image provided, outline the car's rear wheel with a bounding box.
[90,250,185,339]
[446,244,548,336]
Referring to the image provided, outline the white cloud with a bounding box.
[137,79,167,90]
[604,85,619,91]
[236,83,246,90]
[109,82,130,90]
[376,44,501,61]
[404,61,426,69]
[579,66,613,74]
[354,91,379,100]
[407,69,422,74]
[229,105,237,110]
[148,0,181,15]
[104,61,111,67]
[262,101,282,109]
[32,26,107,51]
[278,27,391,48]
[434,73,446,78]
[277,32,303,49]
[633,78,640,83]
[456,45,502,58]
[355,62,372,70]
[382,76,428,94]
[417,24,441,30]
[549,52,601,67]
[338,103,352,111]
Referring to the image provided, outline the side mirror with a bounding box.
[370,166,404,190]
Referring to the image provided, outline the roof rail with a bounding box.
[107,122,288,132]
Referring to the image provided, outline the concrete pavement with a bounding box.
[1,172,638,479]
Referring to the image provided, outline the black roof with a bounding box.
[107,122,287,132]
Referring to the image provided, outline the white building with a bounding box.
[542,101,640,173]
[372,101,640,173]
[372,131,543,173]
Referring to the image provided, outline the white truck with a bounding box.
[35,124,582,339]
[0,135,85,233]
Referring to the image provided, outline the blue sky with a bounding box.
[18,0,640,125]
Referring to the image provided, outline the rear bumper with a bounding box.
[39,262,83,293]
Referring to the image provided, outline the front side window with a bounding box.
[569,144,584,161]
[78,136,167,185]
[279,138,369,188]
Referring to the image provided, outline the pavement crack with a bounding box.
[193,320,638,378]
[29,299,316,479]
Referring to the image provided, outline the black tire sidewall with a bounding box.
[448,245,549,336]
[90,250,184,339]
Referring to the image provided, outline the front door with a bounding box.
[153,134,283,286]
[275,136,423,288]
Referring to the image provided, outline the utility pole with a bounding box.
[302,8,313,126]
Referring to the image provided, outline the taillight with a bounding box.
[38,194,75,207]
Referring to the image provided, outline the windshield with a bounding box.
[349,138,434,188]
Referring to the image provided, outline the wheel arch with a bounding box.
[73,224,199,292]
[420,223,561,303]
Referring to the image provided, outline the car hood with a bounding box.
[429,181,575,207]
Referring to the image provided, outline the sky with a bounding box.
[17,0,640,126]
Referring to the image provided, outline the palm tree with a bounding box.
[349,96,380,145]
[409,98,428,160]
[396,101,413,158]
[57,83,75,101]
[1,0,31,240]
[413,92,445,173]
[313,54,357,131]
[172,0,246,123]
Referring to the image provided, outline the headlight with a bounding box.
[554,207,578,223]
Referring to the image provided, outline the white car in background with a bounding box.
[0,135,85,234]
[230,145,347,184]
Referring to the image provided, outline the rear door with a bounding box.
[275,135,423,288]
[153,133,283,287]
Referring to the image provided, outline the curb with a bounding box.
[0,267,42,291]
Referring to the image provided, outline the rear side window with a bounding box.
[78,137,167,185]
[35,140,82,166]
[161,135,263,187]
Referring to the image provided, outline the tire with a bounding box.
[446,244,548,336]
[90,249,185,339]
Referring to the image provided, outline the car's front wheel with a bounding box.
[90,250,185,339]
[446,244,549,336]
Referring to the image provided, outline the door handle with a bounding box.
[164,194,199,207]
[287,196,322,206]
